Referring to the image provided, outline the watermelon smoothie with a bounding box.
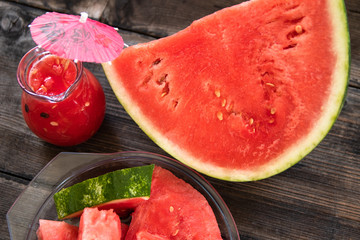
[17,47,106,146]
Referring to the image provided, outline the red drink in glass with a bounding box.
[17,47,106,146]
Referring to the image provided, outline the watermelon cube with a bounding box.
[36,219,78,240]
[78,207,121,240]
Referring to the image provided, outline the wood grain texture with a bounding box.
[0,0,359,239]
[7,0,109,19]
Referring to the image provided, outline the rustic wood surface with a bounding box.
[1,0,359,239]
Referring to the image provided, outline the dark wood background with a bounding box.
[1,0,359,239]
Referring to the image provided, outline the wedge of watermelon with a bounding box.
[103,0,350,181]
[125,166,222,240]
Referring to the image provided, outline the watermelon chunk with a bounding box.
[78,207,121,240]
[102,0,350,181]
[36,219,78,240]
[125,166,222,240]
[54,165,154,219]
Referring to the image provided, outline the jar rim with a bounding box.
[17,47,84,102]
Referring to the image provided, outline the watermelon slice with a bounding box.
[36,219,78,240]
[54,165,154,219]
[102,0,350,181]
[125,166,222,240]
[78,207,121,240]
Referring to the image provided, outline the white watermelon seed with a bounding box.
[249,118,254,125]
[217,112,223,121]
[214,89,221,97]
[295,25,303,34]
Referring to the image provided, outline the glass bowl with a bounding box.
[7,151,239,239]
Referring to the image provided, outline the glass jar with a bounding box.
[17,47,106,146]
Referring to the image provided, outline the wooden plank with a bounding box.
[100,0,359,37]
[7,0,109,19]
[101,0,243,37]
[345,0,360,14]
[0,173,28,240]
[348,11,360,88]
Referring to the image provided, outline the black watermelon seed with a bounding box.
[40,112,49,118]
[24,104,29,113]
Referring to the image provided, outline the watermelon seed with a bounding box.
[172,100,179,109]
[157,74,168,85]
[249,118,254,125]
[161,82,169,97]
[24,104,29,113]
[221,99,227,107]
[169,206,174,212]
[40,112,49,118]
[50,121,59,126]
[217,111,223,121]
[286,23,305,39]
[152,58,162,65]
[270,108,276,115]
[85,102,90,107]
[214,89,221,97]
[269,118,275,124]
[142,72,153,86]
[43,128,48,132]
[295,25,303,34]
[265,82,275,87]
[172,229,179,236]
[283,43,297,50]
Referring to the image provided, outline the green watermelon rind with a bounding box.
[54,164,155,219]
[103,0,350,182]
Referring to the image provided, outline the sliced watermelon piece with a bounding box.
[102,0,350,181]
[125,166,222,240]
[36,219,78,240]
[78,207,121,240]
[54,165,155,219]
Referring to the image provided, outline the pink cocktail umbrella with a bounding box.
[29,12,124,63]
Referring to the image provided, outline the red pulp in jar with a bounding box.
[28,55,77,96]
[21,53,106,146]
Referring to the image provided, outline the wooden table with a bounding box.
[1,0,359,239]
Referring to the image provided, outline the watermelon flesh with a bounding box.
[103,0,349,181]
[36,219,78,240]
[121,223,129,240]
[125,166,222,240]
[78,207,122,240]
